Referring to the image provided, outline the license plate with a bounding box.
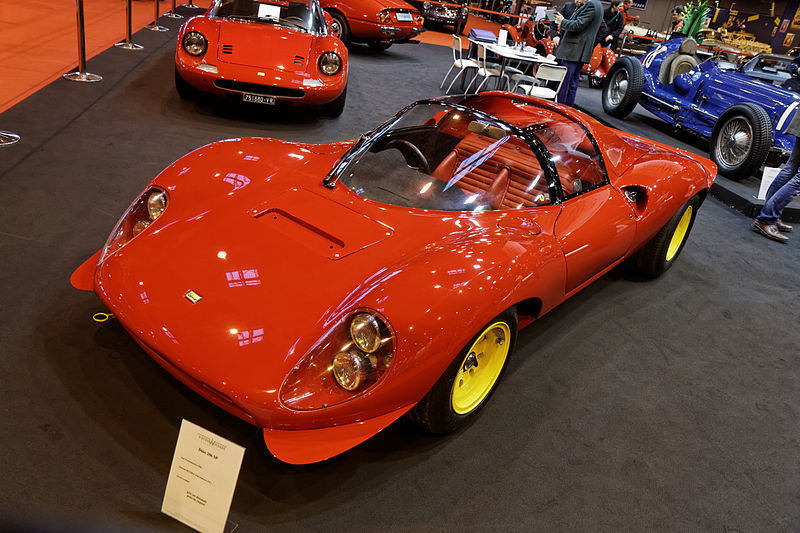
[396,12,413,21]
[242,93,276,105]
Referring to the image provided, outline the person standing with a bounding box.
[751,147,799,242]
[552,0,603,107]
[671,6,685,34]
[602,0,625,49]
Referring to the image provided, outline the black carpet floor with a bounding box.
[1,11,799,532]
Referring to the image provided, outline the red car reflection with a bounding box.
[175,0,348,116]
[72,93,716,464]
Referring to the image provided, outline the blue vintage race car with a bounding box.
[601,37,800,180]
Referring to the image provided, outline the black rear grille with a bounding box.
[221,44,233,54]
[214,79,305,98]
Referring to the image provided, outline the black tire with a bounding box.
[174,68,197,100]
[320,84,346,117]
[628,195,700,278]
[409,308,517,435]
[601,56,643,118]
[710,103,772,181]
[327,10,350,46]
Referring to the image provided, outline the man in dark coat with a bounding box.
[553,0,603,107]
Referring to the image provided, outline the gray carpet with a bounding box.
[1,11,799,532]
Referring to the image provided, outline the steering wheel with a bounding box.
[384,139,430,174]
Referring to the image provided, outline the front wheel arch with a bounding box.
[408,307,518,435]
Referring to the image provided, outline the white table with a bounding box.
[468,39,557,91]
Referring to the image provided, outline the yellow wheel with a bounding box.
[629,195,700,278]
[451,321,511,415]
[409,309,517,434]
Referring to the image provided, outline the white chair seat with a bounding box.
[455,58,479,69]
[518,84,558,100]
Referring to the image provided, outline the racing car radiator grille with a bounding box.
[213,79,305,98]
[221,44,233,54]
[293,55,305,65]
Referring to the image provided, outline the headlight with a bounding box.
[280,310,395,410]
[379,10,391,23]
[461,6,469,14]
[100,187,168,262]
[318,52,341,76]
[350,313,381,353]
[182,31,207,56]
[422,1,430,8]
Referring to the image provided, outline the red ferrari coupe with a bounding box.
[320,0,423,49]
[175,0,348,116]
[72,93,716,464]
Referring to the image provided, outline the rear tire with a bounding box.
[320,84,347,117]
[409,308,517,435]
[628,195,700,278]
[710,103,772,181]
[602,56,643,118]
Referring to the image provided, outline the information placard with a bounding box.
[162,420,245,533]
[758,166,781,200]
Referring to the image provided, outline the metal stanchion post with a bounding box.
[63,0,102,82]
[0,131,21,146]
[163,0,183,19]
[180,0,203,10]
[147,0,169,31]
[115,0,144,50]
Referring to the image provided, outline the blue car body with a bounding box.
[635,38,800,157]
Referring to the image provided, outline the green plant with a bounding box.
[682,0,710,42]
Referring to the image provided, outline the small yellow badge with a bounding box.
[185,290,202,304]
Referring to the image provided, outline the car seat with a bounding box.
[658,38,701,84]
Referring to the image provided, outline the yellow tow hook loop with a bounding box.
[92,312,115,323]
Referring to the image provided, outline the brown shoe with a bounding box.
[776,219,793,232]
[752,220,789,242]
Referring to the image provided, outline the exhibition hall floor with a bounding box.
[1,12,799,532]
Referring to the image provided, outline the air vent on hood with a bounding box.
[221,44,233,54]
[293,55,304,65]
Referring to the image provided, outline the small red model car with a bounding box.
[320,0,424,49]
[72,93,716,464]
[175,0,348,116]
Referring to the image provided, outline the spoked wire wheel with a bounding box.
[607,69,628,106]
[715,116,752,169]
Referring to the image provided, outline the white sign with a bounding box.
[257,3,280,20]
[758,166,781,200]
[498,29,508,47]
[162,420,245,533]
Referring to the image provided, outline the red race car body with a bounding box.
[582,44,617,87]
[320,0,424,48]
[72,93,716,465]
[175,0,348,115]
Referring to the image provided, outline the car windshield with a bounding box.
[211,0,323,33]
[337,103,552,212]
[743,55,796,84]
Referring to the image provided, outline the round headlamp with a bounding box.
[332,350,371,391]
[461,5,469,14]
[147,190,167,220]
[350,313,381,353]
[422,2,430,9]
[182,31,207,56]
[318,52,341,76]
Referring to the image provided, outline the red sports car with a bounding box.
[72,93,716,464]
[320,0,424,49]
[175,0,348,116]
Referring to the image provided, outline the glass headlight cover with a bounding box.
[350,313,381,353]
[100,187,168,262]
[182,31,207,56]
[280,310,395,411]
[318,52,341,76]
[422,2,430,9]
